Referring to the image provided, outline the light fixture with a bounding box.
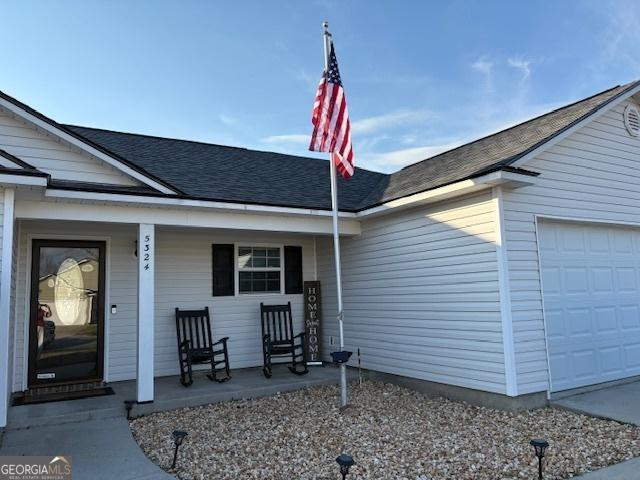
[530,438,549,480]
[171,430,188,469]
[336,453,354,479]
[123,400,135,420]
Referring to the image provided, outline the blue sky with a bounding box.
[2,1,640,173]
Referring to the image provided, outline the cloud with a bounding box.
[261,134,310,145]
[471,58,493,76]
[219,114,238,126]
[508,56,532,81]
[364,141,464,171]
[352,110,429,135]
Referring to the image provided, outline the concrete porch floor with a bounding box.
[6,364,351,430]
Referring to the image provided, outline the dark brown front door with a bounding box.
[28,240,106,387]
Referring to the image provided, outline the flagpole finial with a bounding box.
[322,21,329,32]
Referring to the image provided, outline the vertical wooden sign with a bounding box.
[304,281,322,366]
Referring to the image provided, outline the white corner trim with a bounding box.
[0,97,176,194]
[511,82,640,168]
[357,170,536,219]
[492,186,518,397]
[0,188,16,427]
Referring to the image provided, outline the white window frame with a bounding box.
[234,243,285,296]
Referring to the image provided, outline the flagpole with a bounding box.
[322,21,348,408]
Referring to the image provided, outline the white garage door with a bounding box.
[539,220,640,392]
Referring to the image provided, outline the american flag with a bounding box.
[309,41,354,178]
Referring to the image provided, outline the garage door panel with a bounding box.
[540,220,640,392]
[625,345,640,369]
[616,267,637,292]
[594,306,617,332]
[600,346,623,374]
[620,305,640,330]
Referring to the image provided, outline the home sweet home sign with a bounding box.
[304,281,322,365]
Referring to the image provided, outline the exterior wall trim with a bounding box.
[534,216,553,398]
[492,186,518,396]
[356,170,537,219]
[0,188,16,427]
[16,200,361,236]
[44,189,359,219]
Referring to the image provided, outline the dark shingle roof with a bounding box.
[63,126,387,211]
[63,80,639,212]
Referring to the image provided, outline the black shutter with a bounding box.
[284,246,303,294]
[212,244,234,296]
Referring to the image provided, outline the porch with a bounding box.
[0,194,358,427]
[6,365,352,429]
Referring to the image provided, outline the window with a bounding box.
[238,246,282,294]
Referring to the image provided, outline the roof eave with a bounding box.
[356,168,538,219]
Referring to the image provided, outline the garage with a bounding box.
[539,220,640,392]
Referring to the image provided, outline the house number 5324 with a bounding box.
[143,234,152,271]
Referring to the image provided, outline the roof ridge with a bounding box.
[398,82,632,172]
[65,124,389,176]
[64,124,251,152]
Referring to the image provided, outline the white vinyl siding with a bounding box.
[0,107,140,186]
[317,192,506,394]
[12,220,313,390]
[154,228,314,376]
[504,97,640,394]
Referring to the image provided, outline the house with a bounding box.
[1,80,640,427]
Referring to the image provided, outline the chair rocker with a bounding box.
[175,307,231,386]
[261,302,308,378]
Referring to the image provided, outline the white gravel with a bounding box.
[130,381,640,479]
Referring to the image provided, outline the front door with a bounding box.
[28,240,106,387]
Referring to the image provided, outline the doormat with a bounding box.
[11,386,115,406]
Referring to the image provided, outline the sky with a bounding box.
[2,0,640,173]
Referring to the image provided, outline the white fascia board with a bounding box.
[0,97,176,194]
[511,83,640,168]
[16,199,362,236]
[357,170,536,219]
[44,188,357,218]
[0,173,48,187]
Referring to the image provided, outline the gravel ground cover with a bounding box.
[130,381,640,479]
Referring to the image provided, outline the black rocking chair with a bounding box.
[175,307,231,386]
[261,302,308,378]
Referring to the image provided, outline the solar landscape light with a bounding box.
[530,439,549,480]
[123,400,135,420]
[171,430,188,469]
[336,453,355,479]
[330,350,353,364]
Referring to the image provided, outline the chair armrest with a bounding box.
[262,334,271,343]
[293,332,306,339]
[178,339,191,351]
[214,336,230,345]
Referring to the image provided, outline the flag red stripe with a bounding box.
[309,41,354,180]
